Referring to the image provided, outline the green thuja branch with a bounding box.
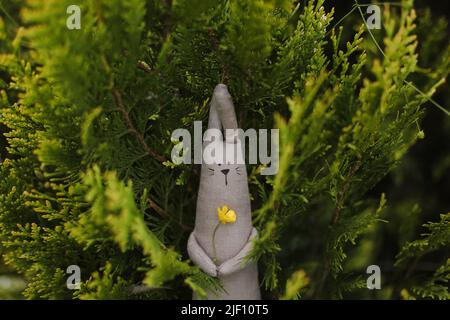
[395,213,450,300]
[354,0,450,117]
[111,88,166,163]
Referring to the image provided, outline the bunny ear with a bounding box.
[213,84,239,142]
[204,90,224,147]
[207,96,222,130]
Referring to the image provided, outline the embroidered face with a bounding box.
[205,162,245,186]
[202,137,247,188]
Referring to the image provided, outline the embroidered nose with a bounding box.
[221,169,230,185]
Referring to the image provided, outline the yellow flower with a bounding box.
[217,205,237,224]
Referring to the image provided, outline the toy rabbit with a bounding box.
[187,84,261,300]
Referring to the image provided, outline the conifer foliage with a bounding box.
[0,0,449,299]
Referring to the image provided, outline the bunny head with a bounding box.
[202,129,247,188]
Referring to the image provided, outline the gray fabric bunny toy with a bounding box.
[187,84,261,300]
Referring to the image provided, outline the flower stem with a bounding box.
[212,222,221,264]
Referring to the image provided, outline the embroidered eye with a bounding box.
[235,167,241,175]
[208,167,215,176]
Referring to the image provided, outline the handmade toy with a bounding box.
[187,84,261,300]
